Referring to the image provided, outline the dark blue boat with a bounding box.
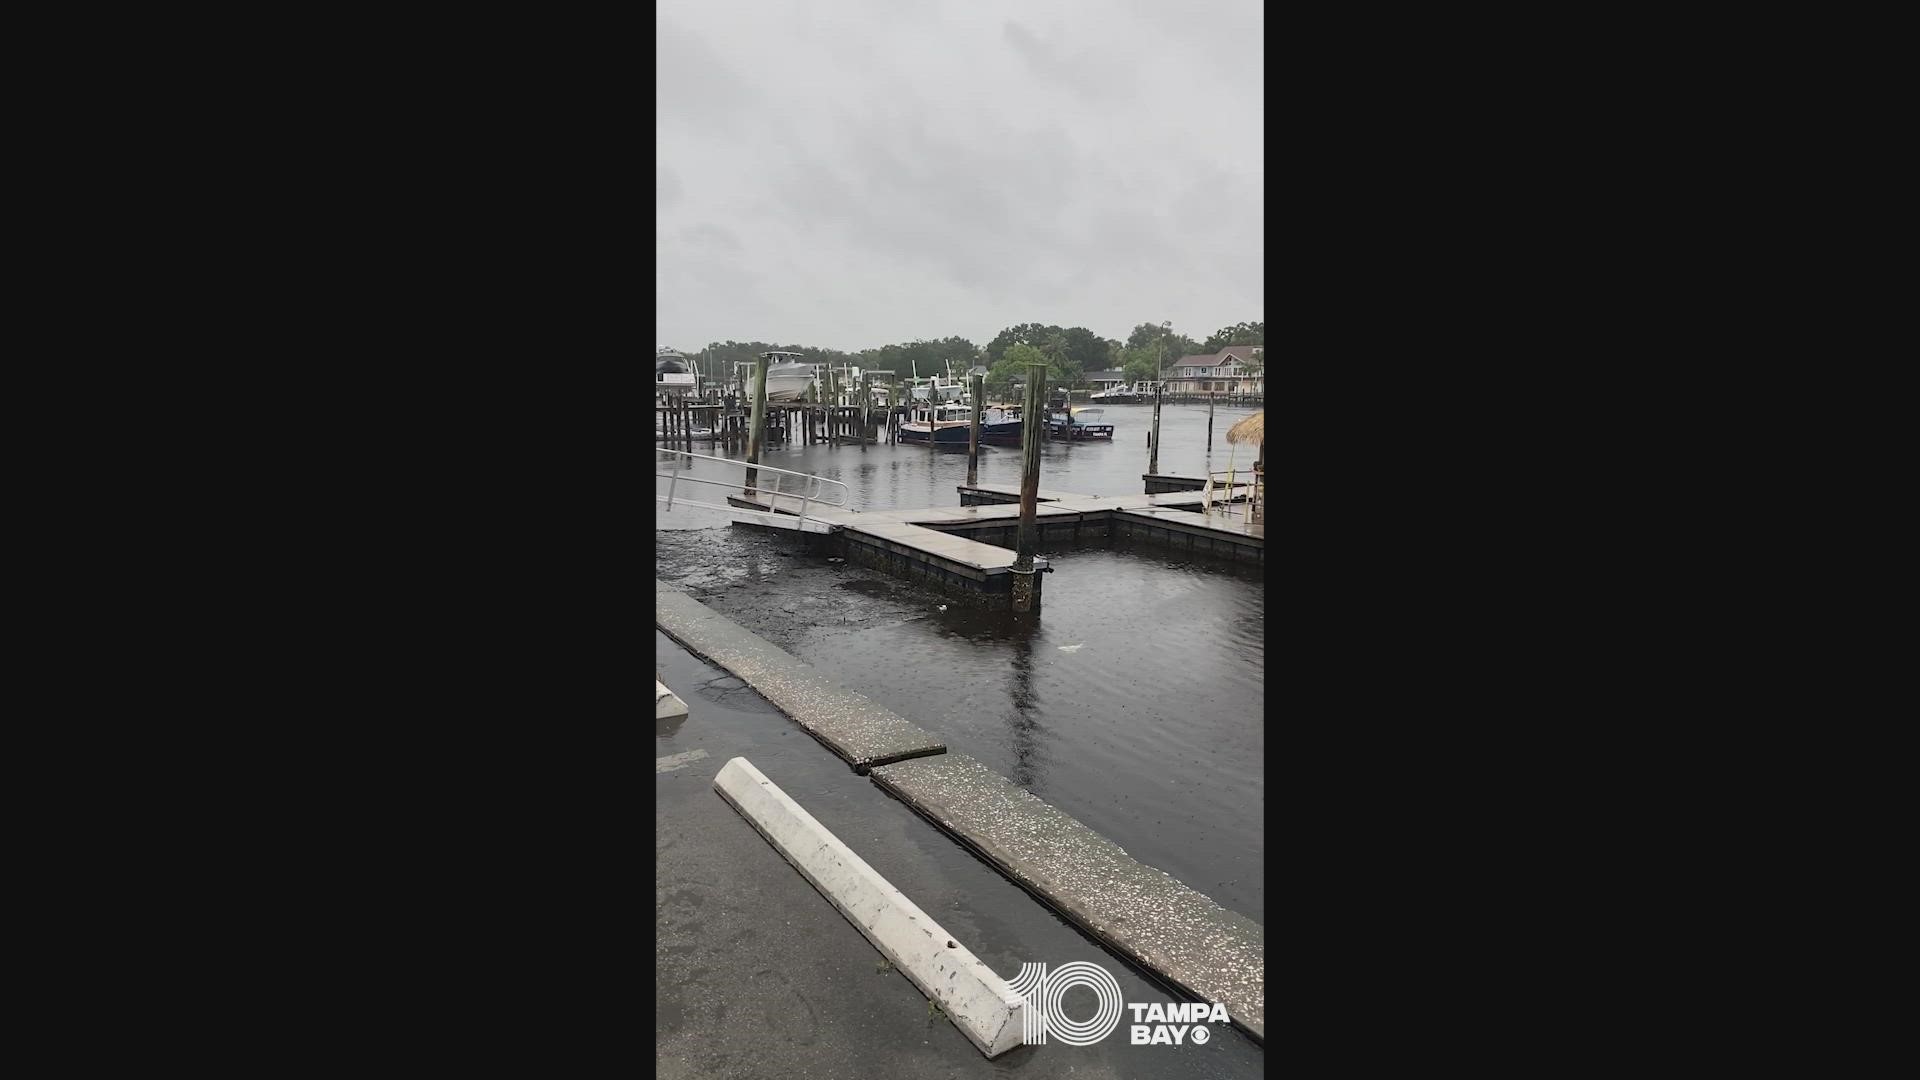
[979,404,1024,446]
[898,404,972,445]
[1044,407,1115,441]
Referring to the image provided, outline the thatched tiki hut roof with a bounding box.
[1226,411,1264,445]
[1227,410,1265,479]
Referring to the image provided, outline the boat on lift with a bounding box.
[758,351,818,402]
[656,352,698,392]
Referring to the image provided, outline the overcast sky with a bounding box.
[656,0,1262,354]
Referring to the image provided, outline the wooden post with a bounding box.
[1149,383,1163,475]
[967,373,984,487]
[1011,363,1046,613]
[746,358,768,493]
[1207,396,1215,452]
[861,372,872,451]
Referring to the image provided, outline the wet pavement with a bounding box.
[657,629,1264,1080]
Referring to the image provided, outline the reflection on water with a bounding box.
[1007,618,1043,789]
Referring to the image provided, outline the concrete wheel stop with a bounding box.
[713,756,1027,1057]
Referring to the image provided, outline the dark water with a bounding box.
[655,403,1264,926]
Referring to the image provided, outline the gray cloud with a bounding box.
[656,0,1262,351]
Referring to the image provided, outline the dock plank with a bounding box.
[1115,506,1263,540]
[844,522,1043,572]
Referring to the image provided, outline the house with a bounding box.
[1084,369,1128,391]
[1165,345,1264,394]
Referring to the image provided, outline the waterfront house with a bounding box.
[1084,369,1128,392]
[1166,345,1264,394]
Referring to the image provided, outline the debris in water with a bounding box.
[1057,643,1085,653]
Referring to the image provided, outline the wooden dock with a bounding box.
[724,475,1261,608]
[656,392,919,449]
[726,492,1051,608]
[952,482,1262,560]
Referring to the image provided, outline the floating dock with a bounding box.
[725,477,1261,607]
[953,482,1263,562]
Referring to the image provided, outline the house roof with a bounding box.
[1085,369,1127,382]
[1173,346,1263,368]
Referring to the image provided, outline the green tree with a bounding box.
[987,342,1053,398]
[1203,321,1264,352]
[1124,321,1203,377]
[985,322,1054,365]
[1121,346,1160,385]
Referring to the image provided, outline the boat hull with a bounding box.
[763,374,814,402]
[898,422,972,445]
[979,421,1023,445]
[1045,422,1114,440]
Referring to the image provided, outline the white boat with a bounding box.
[1090,381,1160,403]
[656,352,698,392]
[758,351,817,402]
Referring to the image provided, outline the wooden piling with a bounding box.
[1149,383,1163,475]
[967,373,984,487]
[746,358,768,493]
[1012,363,1046,613]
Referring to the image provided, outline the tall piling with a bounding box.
[746,358,768,494]
[861,372,872,451]
[1207,396,1215,451]
[1011,363,1046,613]
[1149,383,1163,475]
[967,373,984,486]
[825,367,837,444]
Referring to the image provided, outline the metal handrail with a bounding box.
[654,448,852,527]
[1201,469,1252,515]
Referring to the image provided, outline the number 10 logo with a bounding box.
[1008,962,1125,1046]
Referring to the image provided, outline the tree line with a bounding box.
[658,320,1262,399]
